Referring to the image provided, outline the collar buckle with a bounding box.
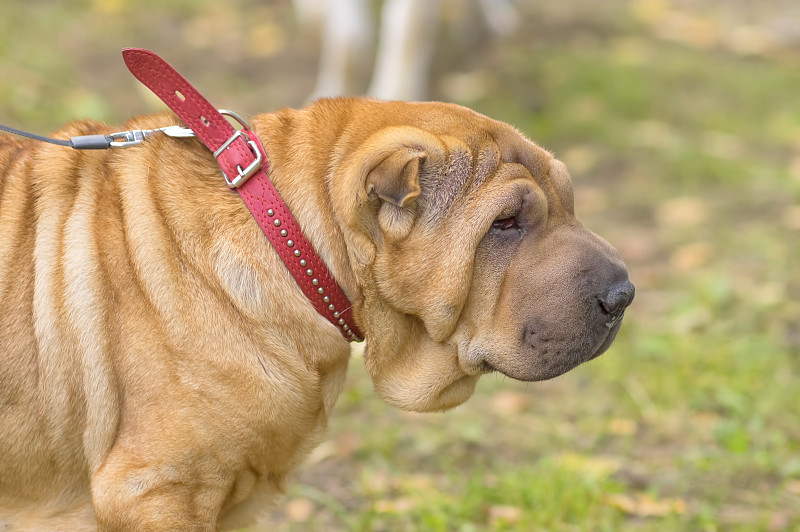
[212,110,263,188]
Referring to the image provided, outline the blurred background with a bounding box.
[2,0,799,530]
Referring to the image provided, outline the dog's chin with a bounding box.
[374,372,480,413]
[587,317,624,361]
[482,359,578,382]
[463,318,625,382]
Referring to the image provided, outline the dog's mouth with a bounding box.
[461,314,626,382]
[587,313,625,362]
[477,360,497,375]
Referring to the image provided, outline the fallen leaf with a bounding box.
[285,498,315,522]
[655,197,708,228]
[608,418,637,436]
[398,474,435,492]
[363,470,391,494]
[488,505,524,526]
[669,242,713,272]
[374,497,416,513]
[690,412,720,437]
[604,493,687,517]
[490,391,530,416]
[654,12,719,50]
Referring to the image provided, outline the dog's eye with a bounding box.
[492,217,518,231]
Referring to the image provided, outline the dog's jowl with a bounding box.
[0,98,633,530]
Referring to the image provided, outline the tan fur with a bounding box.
[0,98,630,530]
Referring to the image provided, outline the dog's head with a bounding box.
[330,100,634,412]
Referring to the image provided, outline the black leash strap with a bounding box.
[0,122,113,149]
[0,122,195,150]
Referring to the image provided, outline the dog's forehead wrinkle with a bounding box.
[470,143,501,193]
[422,143,473,224]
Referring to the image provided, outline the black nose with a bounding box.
[598,280,635,327]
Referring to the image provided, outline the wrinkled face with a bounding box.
[458,157,633,382]
[336,101,634,412]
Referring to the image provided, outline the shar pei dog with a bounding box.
[0,97,633,530]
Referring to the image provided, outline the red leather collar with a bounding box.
[122,48,363,342]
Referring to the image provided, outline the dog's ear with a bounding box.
[366,148,425,207]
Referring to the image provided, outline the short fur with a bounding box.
[0,98,631,530]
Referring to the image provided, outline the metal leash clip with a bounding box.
[107,129,152,148]
[107,125,196,148]
[2,117,196,150]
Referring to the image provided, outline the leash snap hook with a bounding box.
[108,129,151,148]
[107,124,196,148]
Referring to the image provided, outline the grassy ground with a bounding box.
[2,0,799,530]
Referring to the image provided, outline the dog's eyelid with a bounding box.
[491,216,518,231]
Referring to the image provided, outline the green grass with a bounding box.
[1,0,799,530]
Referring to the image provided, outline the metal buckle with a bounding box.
[108,129,150,148]
[213,110,263,188]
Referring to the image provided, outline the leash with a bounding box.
[0,121,195,149]
[0,49,363,342]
